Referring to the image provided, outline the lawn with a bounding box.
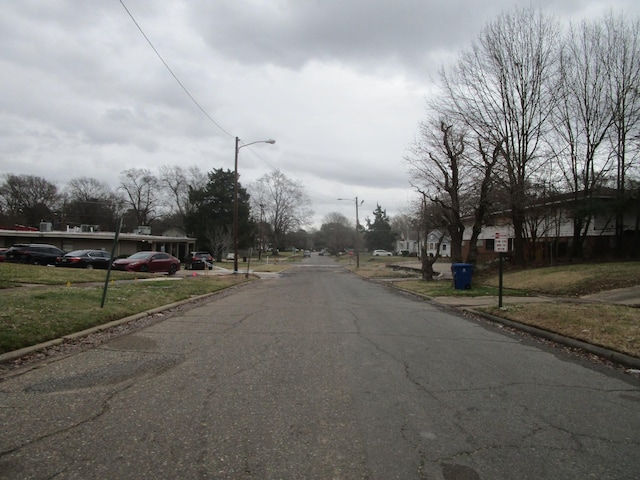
[0,261,154,289]
[0,263,252,354]
[482,302,640,358]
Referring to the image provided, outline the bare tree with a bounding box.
[316,212,353,254]
[0,174,60,227]
[63,177,122,230]
[250,170,313,251]
[551,18,616,258]
[415,194,446,281]
[407,116,499,264]
[159,165,206,219]
[440,7,560,264]
[118,168,160,228]
[603,13,640,255]
[407,119,467,262]
[466,139,500,264]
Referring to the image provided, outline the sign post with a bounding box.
[494,233,508,308]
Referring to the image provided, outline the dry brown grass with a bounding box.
[339,256,420,279]
[482,302,640,358]
[479,261,640,296]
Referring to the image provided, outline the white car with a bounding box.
[372,249,392,256]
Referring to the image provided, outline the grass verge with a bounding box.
[481,303,640,358]
[0,262,155,289]
[359,259,640,359]
[0,275,251,354]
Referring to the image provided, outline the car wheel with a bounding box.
[139,264,149,272]
[85,264,94,269]
[32,258,42,265]
[168,264,177,275]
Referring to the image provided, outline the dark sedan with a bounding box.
[183,251,214,270]
[4,243,65,265]
[112,251,180,275]
[56,249,112,269]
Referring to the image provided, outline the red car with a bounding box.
[112,251,180,275]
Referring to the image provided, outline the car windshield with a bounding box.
[66,250,88,256]
[128,252,153,260]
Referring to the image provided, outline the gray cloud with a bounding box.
[1,0,639,226]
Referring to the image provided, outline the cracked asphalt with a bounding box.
[1,255,639,479]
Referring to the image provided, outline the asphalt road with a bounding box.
[1,255,640,479]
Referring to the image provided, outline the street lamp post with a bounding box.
[234,136,275,273]
[338,196,364,268]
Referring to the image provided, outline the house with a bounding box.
[394,229,452,258]
[394,236,420,255]
[460,188,638,262]
[424,230,451,258]
[0,225,197,261]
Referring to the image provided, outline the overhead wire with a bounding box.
[119,0,234,139]
[119,0,282,173]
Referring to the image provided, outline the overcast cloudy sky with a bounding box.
[1,0,639,228]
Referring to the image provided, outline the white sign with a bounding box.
[494,232,509,252]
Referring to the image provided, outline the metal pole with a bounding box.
[355,197,360,268]
[498,252,504,308]
[259,203,264,261]
[233,136,239,273]
[101,216,122,308]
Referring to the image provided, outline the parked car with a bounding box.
[4,243,65,265]
[56,249,112,269]
[184,251,214,270]
[372,249,392,257]
[112,251,180,275]
[0,247,8,262]
[303,250,311,258]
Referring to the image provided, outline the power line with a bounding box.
[119,0,234,139]
[119,1,281,174]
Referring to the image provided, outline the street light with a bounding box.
[338,196,364,268]
[234,136,276,273]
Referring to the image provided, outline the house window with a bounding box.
[485,239,494,250]
[441,244,447,251]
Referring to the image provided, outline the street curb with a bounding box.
[462,307,640,370]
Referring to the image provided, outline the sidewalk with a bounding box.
[431,285,640,308]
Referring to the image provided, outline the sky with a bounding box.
[1,0,639,230]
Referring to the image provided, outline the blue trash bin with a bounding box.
[451,263,474,290]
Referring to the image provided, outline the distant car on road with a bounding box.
[303,250,311,258]
[56,249,112,269]
[372,249,392,257]
[112,251,180,275]
[184,251,214,270]
[4,243,66,265]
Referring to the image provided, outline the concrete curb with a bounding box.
[460,306,640,370]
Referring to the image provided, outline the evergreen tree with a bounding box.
[185,169,254,261]
[364,204,396,252]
